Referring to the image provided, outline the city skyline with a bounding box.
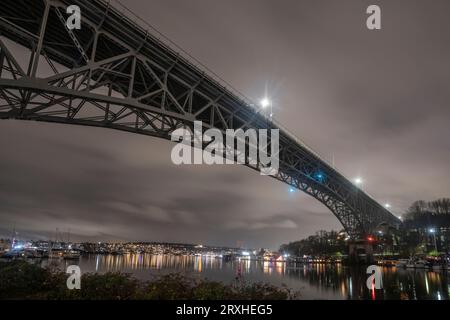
[1,0,450,249]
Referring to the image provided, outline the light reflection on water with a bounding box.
[42,254,450,300]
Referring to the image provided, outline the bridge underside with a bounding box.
[0,0,401,238]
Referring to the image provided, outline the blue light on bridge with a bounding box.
[314,171,325,182]
[289,187,295,193]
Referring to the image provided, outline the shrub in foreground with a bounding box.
[0,260,297,300]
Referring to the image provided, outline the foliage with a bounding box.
[428,250,439,257]
[399,198,450,254]
[0,260,53,299]
[403,198,450,223]
[141,273,294,300]
[280,230,347,256]
[0,261,295,300]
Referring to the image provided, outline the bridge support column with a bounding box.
[348,240,374,265]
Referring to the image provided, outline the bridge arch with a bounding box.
[0,0,401,237]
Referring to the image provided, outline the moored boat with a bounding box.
[404,259,428,269]
[414,260,429,269]
[63,250,81,260]
[431,264,448,271]
[379,259,397,267]
[396,259,409,268]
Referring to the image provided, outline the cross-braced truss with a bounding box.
[0,0,401,238]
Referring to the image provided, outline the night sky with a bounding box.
[1,0,450,249]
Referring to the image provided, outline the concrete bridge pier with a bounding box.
[348,239,375,264]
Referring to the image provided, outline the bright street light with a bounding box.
[260,97,274,120]
[384,203,391,209]
[354,177,363,185]
[260,98,271,109]
[429,228,438,252]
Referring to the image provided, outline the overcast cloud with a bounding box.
[1,0,449,249]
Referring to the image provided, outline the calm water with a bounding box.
[42,254,450,300]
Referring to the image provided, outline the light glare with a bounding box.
[260,98,270,108]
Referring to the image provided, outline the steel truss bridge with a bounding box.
[0,0,401,238]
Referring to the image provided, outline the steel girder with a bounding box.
[0,0,401,237]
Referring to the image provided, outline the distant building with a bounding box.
[0,238,11,252]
